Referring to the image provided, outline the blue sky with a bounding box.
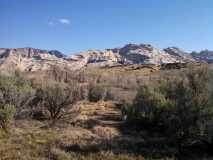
[0,0,213,54]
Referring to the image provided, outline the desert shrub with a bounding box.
[162,79,213,152]
[0,73,35,118]
[0,73,34,104]
[33,83,80,123]
[123,85,171,130]
[0,104,15,132]
[125,66,213,152]
[132,85,170,123]
[88,84,106,102]
[88,83,114,102]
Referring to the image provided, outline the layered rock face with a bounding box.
[0,44,212,73]
[164,47,195,62]
[118,44,186,64]
[67,44,194,67]
[0,48,70,72]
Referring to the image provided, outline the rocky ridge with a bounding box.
[0,44,212,72]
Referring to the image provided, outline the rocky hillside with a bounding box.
[191,50,213,63]
[0,48,80,72]
[68,44,194,66]
[0,44,212,72]
[164,47,195,62]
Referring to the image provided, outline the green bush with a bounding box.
[132,85,170,123]
[0,73,35,118]
[125,66,213,152]
[0,104,15,132]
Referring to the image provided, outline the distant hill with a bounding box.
[0,44,212,72]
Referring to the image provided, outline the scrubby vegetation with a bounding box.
[123,65,213,157]
[88,83,114,102]
[33,83,80,123]
[0,71,35,118]
[88,84,106,102]
[1,64,213,159]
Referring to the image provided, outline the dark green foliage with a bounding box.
[125,66,213,151]
[132,86,170,123]
[162,79,212,151]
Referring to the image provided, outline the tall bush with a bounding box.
[34,84,80,123]
[125,66,213,152]
[0,73,35,118]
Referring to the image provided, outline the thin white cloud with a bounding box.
[48,21,55,27]
[58,18,70,25]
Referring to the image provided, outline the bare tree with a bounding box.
[35,84,80,124]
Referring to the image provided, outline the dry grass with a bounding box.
[0,101,176,160]
[0,121,56,160]
[49,149,148,160]
[0,120,175,160]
